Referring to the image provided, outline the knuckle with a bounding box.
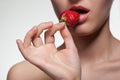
[38,22,46,29]
[37,23,49,33]
[39,22,46,27]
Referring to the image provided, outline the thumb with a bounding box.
[60,23,77,50]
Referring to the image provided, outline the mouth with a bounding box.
[70,6,90,24]
[70,6,90,14]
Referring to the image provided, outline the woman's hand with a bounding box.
[16,22,81,80]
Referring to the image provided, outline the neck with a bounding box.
[73,19,114,64]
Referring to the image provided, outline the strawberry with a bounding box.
[60,10,80,27]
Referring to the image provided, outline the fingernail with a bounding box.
[59,22,65,26]
[32,26,37,31]
[16,39,21,44]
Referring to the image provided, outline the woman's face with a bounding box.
[51,0,113,36]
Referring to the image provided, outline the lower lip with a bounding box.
[79,13,89,24]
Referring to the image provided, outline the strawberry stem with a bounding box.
[59,17,67,22]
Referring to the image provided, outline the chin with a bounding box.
[71,24,98,37]
[73,31,92,37]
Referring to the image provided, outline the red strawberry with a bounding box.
[60,10,80,27]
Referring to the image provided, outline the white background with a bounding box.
[0,0,120,80]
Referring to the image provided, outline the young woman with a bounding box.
[7,0,120,80]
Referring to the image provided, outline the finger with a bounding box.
[32,22,53,47]
[24,26,38,48]
[60,23,76,50]
[32,36,43,47]
[16,39,27,59]
[45,22,64,44]
[37,21,53,37]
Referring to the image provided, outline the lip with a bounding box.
[70,5,90,13]
[70,5,90,24]
[78,12,89,24]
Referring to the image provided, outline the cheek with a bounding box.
[81,3,111,34]
[89,0,112,25]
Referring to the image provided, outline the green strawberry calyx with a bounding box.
[59,17,67,23]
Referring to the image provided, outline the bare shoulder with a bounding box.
[7,44,65,80]
[7,60,52,80]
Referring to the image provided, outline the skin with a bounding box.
[7,0,120,80]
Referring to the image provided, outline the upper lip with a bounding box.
[70,5,90,14]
